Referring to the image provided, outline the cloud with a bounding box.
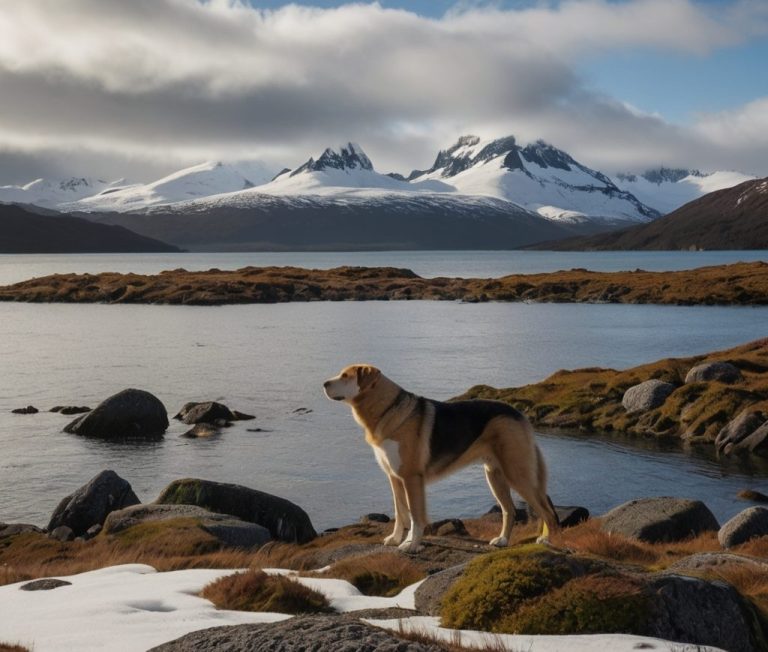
[0,0,766,181]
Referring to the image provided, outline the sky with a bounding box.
[0,0,766,184]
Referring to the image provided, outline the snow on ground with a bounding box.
[0,564,727,652]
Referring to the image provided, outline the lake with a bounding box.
[2,280,768,530]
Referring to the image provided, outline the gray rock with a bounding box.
[64,388,168,439]
[85,524,102,539]
[12,405,38,414]
[667,552,768,574]
[716,409,766,454]
[719,507,768,548]
[648,574,759,652]
[425,519,467,537]
[20,578,72,591]
[685,361,742,384]
[47,469,140,536]
[149,616,443,652]
[736,421,768,456]
[621,379,675,413]
[362,513,390,524]
[0,523,43,538]
[174,401,235,425]
[49,525,74,542]
[414,563,468,616]
[600,497,719,543]
[103,503,271,549]
[155,478,316,544]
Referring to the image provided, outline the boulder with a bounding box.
[64,388,168,439]
[155,478,317,544]
[716,409,766,454]
[621,379,675,414]
[600,497,719,543]
[174,401,252,425]
[425,518,467,537]
[103,503,271,549]
[648,574,759,652]
[50,406,91,415]
[49,525,74,542]
[12,405,38,414]
[685,361,742,384]
[414,562,468,616]
[0,523,43,538]
[20,578,72,591]
[718,507,768,548]
[667,552,768,574]
[149,616,443,652]
[47,469,140,536]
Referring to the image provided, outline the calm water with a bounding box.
[0,250,766,285]
[1,298,767,530]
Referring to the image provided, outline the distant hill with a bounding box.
[0,204,181,253]
[532,177,768,251]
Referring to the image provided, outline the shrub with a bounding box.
[202,570,332,614]
[505,574,651,635]
[318,552,426,596]
[440,545,592,631]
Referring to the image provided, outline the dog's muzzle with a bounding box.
[323,380,344,401]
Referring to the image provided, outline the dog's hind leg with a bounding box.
[399,474,427,553]
[484,463,514,547]
[383,474,409,546]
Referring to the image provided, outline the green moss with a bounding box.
[440,546,593,631]
[504,574,651,635]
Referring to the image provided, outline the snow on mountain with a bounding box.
[0,177,124,208]
[63,160,276,212]
[253,143,451,197]
[406,135,659,223]
[613,167,757,215]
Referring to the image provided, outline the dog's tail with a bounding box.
[536,445,561,528]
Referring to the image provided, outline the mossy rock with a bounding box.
[439,545,598,631]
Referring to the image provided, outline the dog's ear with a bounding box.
[356,365,381,391]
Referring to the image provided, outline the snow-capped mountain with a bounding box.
[63,160,277,212]
[613,167,757,215]
[252,143,451,196]
[0,177,125,208]
[406,135,659,223]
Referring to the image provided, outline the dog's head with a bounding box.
[323,364,381,402]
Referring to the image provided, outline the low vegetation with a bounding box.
[311,552,427,596]
[0,644,30,652]
[461,337,768,445]
[1,261,767,306]
[201,570,331,614]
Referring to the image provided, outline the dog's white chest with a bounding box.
[373,439,401,475]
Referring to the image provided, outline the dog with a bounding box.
[323,364,559,552]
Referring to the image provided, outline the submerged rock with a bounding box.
[621,379,675,413]
[11,405,38,414]
[64,388,168,439]
[155,478,317,544]
[600,497,719,543]
[50,405,91,415]
[47,469,140,536]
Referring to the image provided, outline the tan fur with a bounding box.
[324,364,559,552]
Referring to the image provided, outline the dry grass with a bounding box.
[734,536,768,558]
[311,552,427,596]
[0,644,30,652]
[463,516,540,544]
[201,569,332,614]
[395,622,510,652]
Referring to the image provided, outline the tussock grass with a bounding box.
[0,644,30,652]
[201,570,332,614]
[311,552,427,596]
[394,622,510,652]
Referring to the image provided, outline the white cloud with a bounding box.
[0,0,766,180]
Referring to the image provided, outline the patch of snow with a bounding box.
[364,616,728,652]
[0,177,124,208]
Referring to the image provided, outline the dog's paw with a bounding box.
[383,534,403,546]
[397,540,423,554]
[489,536,508,547]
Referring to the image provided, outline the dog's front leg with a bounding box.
[399,474,427,553]
[384,474,409,546]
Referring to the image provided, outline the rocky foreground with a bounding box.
[1,261,767,305]
[3,470,768,651]
[462,337,768,455]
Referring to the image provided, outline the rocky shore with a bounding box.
[2,469,768,651]
[1,261,767,305]
[461,337,768,455]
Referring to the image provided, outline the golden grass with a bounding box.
[201,569,332,614]
[0,645,30,652]
[394,622,510,652]
[2,261,768,306]
[311,552,427,596]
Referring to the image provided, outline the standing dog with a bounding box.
[323,364,559,552]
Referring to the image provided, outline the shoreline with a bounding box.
[0,261,767,306]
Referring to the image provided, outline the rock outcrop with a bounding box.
[155,478,317,544]
[64,388,169,439]
[47,470,140,536]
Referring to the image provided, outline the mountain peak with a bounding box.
[291,142,373,177]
